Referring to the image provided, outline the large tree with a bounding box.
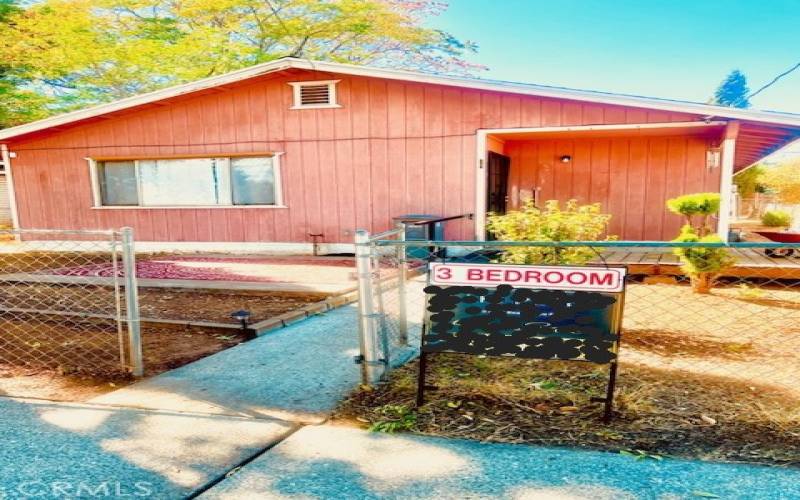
[711,69,751,108]
[761,159,800,205]
[0,0,480,127]
[0,0,53,128]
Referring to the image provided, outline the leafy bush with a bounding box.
[672,226,735,294]
[761,210,792,227]
[486,199,615,265]
[666,193,721,237]
[666,193,734,293]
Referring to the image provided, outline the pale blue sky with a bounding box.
[432,0,800,114]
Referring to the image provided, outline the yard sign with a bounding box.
[418,262,627,421]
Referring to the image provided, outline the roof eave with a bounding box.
[2,57,800,142]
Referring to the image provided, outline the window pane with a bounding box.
[139,158,229,206]
[99,161,138,206]
[231,157,276,205]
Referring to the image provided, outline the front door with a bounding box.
[486,152,510,215]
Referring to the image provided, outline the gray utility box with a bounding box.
[393,214,444,258]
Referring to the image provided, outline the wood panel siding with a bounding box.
[504,135,721,240]
[6,70,707,243]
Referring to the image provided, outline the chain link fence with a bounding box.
[356,235,800,403]
[0,228,142,376]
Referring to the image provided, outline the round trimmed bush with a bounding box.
[761,210,792,227]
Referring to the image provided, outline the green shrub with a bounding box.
[666,192,734,293]
[666,193,721,237]
[672,226,735,294]
[761,210,792,227]
[486,199,615,265]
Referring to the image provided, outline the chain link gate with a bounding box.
[0,228,142,376]
[355,236,800,412]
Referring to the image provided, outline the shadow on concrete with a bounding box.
[201,424,800,499]
[0,397,294,498]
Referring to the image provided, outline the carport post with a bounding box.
[121,227,144,377]
[355,230,383,384]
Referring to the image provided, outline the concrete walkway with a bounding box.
[5,302,800,499]
[1,305,362,498]
[202,424,800,500]
[0,397,295,498]
[91,304,362,423]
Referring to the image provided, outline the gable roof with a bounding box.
[2,57,800,143]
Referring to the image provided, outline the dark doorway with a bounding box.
[486,151,510,215]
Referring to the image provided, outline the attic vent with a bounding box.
[289,80,341,109]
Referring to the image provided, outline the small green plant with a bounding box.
[666,193,721,237]
[486,199,615,265]
[369,404,417,433]
[666,193,734,294]
[672,226,735,294]
[761,210,792,227]
[736,283,766,300]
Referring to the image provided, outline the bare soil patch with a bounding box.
[0,322,250,401]
[336,282,800,467]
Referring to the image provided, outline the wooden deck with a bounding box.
[592,247,800,279]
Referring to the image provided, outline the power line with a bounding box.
[748,61,800,100]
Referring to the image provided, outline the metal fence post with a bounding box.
[396,221,409,345]
[355,229,383,384]
[121,227,143,377]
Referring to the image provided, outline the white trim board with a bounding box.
[1,58,800,142]
[0,144,20,230]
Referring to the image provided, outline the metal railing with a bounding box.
[0,228,142,376]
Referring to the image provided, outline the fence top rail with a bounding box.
[369,227,404,241]
[370,239,800,249]
[1,228,121,236]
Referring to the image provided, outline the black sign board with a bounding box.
[417,263,626,421]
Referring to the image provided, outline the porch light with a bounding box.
[706,147,721,169]
[559,155,572,164]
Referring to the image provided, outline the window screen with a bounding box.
[231,157,276,205]
[99,161,138,206]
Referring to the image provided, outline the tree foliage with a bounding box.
[711,69,750,108]
[732,165,765,197]
[0,0,481,126]
[666,192,721,237]
[760,160,800,204]
[486,199,615,265]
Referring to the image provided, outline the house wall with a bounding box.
[5,70,704,244]
[504,136,721,240]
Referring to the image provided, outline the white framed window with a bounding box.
[88,155,284,208]
[288,80,341,109]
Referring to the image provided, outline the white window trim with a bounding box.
[87,153,285,209]
[288,79,341,109]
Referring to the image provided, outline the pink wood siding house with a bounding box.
[0,58,798,250]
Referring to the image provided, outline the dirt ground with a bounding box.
[0,282,328,324]
[336,281,800,467]
[0,322,250,401]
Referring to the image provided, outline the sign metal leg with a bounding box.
[602,360,619,422]
[416,351,428,407]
